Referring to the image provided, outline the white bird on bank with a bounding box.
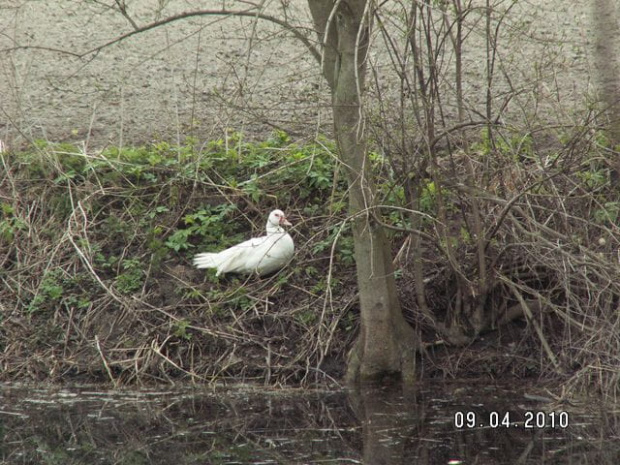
[193,209,294,276]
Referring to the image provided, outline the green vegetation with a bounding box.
[2,129,620,396]
[0,132,367,385]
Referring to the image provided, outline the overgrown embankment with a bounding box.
[0,133,360,385]
[2,129,620,396]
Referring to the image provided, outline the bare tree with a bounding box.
[308,1,418,383]
[96,0,421,383]
[592,0,620,177]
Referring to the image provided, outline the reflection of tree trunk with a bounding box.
[348,383,420,465]
[593,0,620,176]
[308,0,418,383]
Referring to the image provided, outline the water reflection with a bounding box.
[0,381,617,464]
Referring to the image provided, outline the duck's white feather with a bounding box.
[193,209,294,276]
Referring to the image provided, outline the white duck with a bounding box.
[193,209,294,276]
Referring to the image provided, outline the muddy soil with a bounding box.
[0,0,595,150]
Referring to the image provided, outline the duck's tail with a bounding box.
[193,253,219,270]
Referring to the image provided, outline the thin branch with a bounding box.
[0,44,82,58]
[80,9,321,63]
[114,0,140,30]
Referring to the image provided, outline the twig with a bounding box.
[506,281,560,371]
[80,9,321,63]
[95,335,118,387]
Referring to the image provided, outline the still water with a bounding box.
[1,380,618,464]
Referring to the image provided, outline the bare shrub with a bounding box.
[367,0,620,395]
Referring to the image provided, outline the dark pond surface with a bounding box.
[1,380,618,464]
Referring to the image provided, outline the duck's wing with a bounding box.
[253,233,294,275]
[193,235,272,276]
[194,232,294,276]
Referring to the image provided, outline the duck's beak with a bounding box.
[280,216,292,226]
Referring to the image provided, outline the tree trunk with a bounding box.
[592,0,620,178]
[308,0,418,384]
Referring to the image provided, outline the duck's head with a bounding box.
[268,209,292,227]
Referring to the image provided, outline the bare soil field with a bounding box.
[0,0,595,149]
